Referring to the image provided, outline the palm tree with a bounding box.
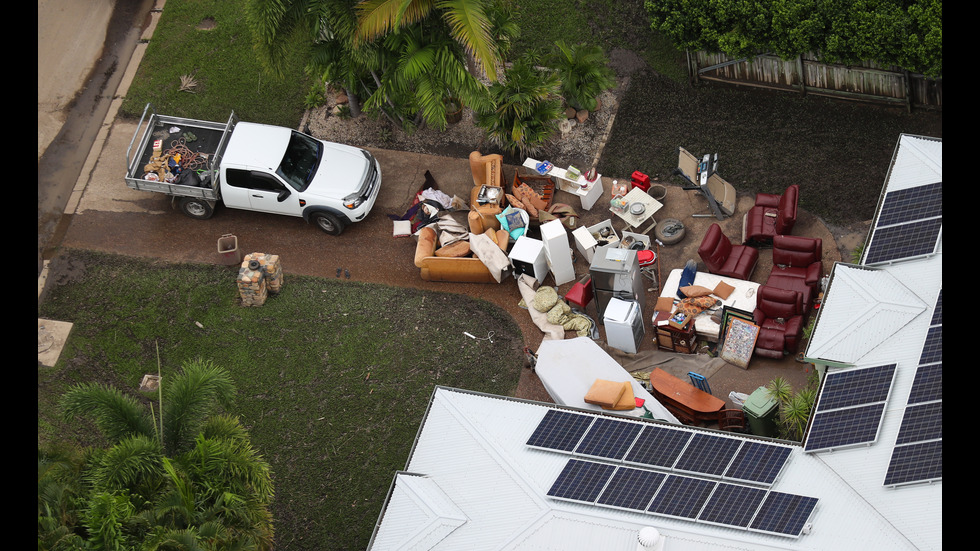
[477,53,565,157]
[43,360,274,550]
[549,40,616,112]
[355,0,502,80]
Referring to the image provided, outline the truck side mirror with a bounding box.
[277,188,291,202]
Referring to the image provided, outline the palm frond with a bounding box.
[62,383,155,444]
[435,0,497,80]
[163,360,236,456]
[93,434,165,494]
[356,0,435,42]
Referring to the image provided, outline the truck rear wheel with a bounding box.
[311,212,345,236]
[178,197,214,220]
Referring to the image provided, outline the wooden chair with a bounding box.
[718,409,747,432]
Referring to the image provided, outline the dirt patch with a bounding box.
[196,17,215,30]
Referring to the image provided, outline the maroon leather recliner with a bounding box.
[743,184,799,245]
[765,235,823,312]
[698,223,759,280]
[752,285,805,359]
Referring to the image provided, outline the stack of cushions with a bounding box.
[495,206,529,240]
[671,284,729,320]
[584,379,636,411]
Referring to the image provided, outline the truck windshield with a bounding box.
[277,131,322,191]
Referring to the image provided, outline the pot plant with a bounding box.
[444,96,463,124]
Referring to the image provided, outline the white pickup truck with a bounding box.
[125,104,381,235]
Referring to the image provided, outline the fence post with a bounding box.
[797,55,807,97]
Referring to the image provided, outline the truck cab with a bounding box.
[219,122,381,234]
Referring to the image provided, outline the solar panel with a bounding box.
[919,325,942,364]
[725,441,792,485]
[674,433,742,477]
[885,288,943,487]
[596,467,666,511]
[624,425,692,468]
[907,363,942,404]
[545,457,819,538]
[876,183,943,226]
[547,459,615,502]
[805,364,895,453]
[865,217,942,264]
[647,475,716,519]
[698,483,767,528]
[864,180,942,265]
[895,402,942,445]
[575,417,643,460]
[526,410,594,452]
[750,492,818,537]
[817,364,896,410]
[884,440,942,486]
[805,403,886,452]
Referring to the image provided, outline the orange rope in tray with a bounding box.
[164,138,209,172]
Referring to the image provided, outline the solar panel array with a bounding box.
[547,458,818,538]
[805,364,896,452]
[527,409,792,485]
[864,182,942,264]
[885,290,943,486]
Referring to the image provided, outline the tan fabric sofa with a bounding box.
[414,225,509,283]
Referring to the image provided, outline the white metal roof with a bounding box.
[368,387,928,551]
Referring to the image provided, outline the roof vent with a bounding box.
[636,527,665,551]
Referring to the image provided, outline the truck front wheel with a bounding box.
[179,197,214,220]
[311,212,345,235]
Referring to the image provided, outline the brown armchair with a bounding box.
[743,184,799,245]
[698,223,759,280]
[752,285,805,359]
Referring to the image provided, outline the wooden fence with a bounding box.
[689,51,942,111]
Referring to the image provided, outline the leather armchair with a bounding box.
[698,223,759,280]
[765,235,822,312]
[752,285,805,359]
[743,184,799,245]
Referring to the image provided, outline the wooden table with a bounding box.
[647,368,725,426]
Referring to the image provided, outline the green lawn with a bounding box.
[120,0,310,125]
[38,250,525,549]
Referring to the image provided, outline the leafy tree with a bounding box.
[766,372,819,441]
[645,0,942,77]
[39,360,274,550]
[476,53,564,156]
[247,0,514,130]
[549,40,616,111]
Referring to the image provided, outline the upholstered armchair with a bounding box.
[698,223,759,280]
[752,285,805,359]
[743,184,799,245]
[766,235,823,312]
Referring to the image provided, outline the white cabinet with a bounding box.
[509,236,548,283]
[540,219,575,286]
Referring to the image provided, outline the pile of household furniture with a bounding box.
[691,183,822,359]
